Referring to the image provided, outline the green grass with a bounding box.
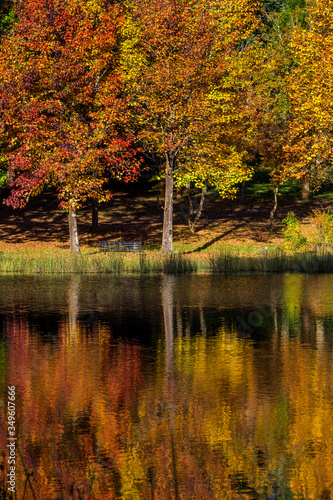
[313,191,333,200]
[1,248,333,275]
[242,171,333,201]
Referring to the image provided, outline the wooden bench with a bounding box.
[99,241,143,253]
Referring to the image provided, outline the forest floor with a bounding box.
[0,183,332,254]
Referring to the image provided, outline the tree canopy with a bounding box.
[0,0,141,252]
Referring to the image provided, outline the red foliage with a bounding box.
[0,0,141,210]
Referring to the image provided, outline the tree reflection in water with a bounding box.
[0,275,333,498]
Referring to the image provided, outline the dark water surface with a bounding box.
[1,274,333,499]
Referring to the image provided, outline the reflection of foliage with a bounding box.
[2,290,333,498]
[0,340,7,392]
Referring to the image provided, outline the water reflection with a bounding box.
[0,274,333,499]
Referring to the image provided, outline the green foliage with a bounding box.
[279,0,307,29]
[282,212,308,251]
[0,168,6,188]
[260,0,286,13]
[0,0,16,34]
[261,0,307,22]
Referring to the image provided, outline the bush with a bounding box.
[282,212,308,251]
[307,209,333,249]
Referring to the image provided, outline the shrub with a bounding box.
[282,212,308,251]
[307,209,333,249]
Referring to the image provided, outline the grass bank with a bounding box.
[1,247,333,275]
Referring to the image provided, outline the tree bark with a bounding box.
[91,199,98,234]
[301,178,310,200]
[269,185,278,230]
[69,202,80,254]
[161,154,174,253]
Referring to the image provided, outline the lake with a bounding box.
[1,274,333,499]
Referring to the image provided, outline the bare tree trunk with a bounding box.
[69,202,80,254]
[188,184,206,234]
[178,183,207,233]
[269,185,278,230]
[301,178,310,200]
[162,154,174,253]
[91,199,98,234]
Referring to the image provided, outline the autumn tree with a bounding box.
[122,0,260,252]
[284,0,333,197]
[0,0,15,191]
[0,0,140,253]
[247,0,310,226]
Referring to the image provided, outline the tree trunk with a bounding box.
[69,202,80,254]
[301,178,310,200]
[161,154,174,253]
[91,199,98,234]
[269,185,278,230]
[188,184,206,234]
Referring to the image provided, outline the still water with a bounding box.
[1,274,333,499]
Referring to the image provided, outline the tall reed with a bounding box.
[1,249,333,275]
[208,250,333,274]
[0,251,199,275]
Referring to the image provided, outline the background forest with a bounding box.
[0,0,332,254]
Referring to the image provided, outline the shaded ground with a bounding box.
[0,185,332,252]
